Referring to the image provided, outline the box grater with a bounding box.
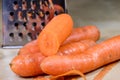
[2,0,67,48]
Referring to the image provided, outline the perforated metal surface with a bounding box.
[2,0,67,48]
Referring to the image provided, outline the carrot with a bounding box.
[10,52,45,77]
[62,25,100,45]
[19,26,99,56]
[37,13,73,56]
[58,39,96,55]
[11,39,96,77]
[40,35,120,76]
[18,40,40,55]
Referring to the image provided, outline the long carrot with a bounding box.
[62,25,100,45]
[37,13,73,56]
[11,39,95,77]
[58,39,96,55]
[18,40,40,55]
[18,25,100,56]
[10,52,45,77]
[40,35,120,76]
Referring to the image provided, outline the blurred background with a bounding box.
[67,0,120,27]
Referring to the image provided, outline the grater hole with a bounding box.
[45,11,50,15]
[28,32,32,37]
[22,1,25,4]
[9,12,14,16]
[23,22,27,27]
[9,33,14,37]
[14,22,19,29]
[41,22,45,26]
[18,32,23,38]
[9,12,14,21]
[13,1,18,5]
[14,22,19,27]
[54,11,58,15]
[31,0,36,4]
[32,22,37,27]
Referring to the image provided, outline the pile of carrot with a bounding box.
[9,13,120,80]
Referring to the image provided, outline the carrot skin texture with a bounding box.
[40,35,120,76]
[10,52,45,77]
[58,39,96,55]
[19,25,99,55]
[38,14,73,56]
[62,25,100,45]
[18,40,40,55]
[14,40,95,77]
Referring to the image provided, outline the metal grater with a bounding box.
[2,0,67,48]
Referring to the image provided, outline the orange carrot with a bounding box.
[37,14,73,56]
[58,39,96,55]
[10,52,45,77]
[62,25,100,45]
[40,35,120,76]
[18,40,40,55]
[11,39,96,77]
[19,26,99,55]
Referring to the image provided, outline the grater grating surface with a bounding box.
[2,0,67,48]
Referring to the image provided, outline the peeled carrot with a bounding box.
[40,35,120,76]
[19,26,99,56]
[11,39,96,77]
[37,13,73,56]
[62,25,100,45]
[18,40,40,55]
[58,39,96,55]
[10,52,45,77]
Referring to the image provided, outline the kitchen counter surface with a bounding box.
[1,0,120,80]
